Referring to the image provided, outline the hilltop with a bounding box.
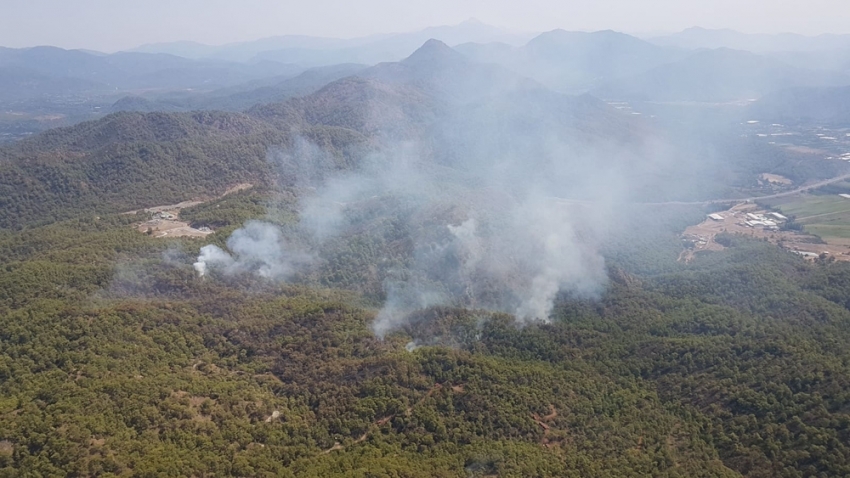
[0,40,649,229]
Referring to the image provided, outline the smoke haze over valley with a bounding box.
[6,3,850,476]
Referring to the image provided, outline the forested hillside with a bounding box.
[2,41,832,230]
[3,194,850,476]
[0,109,370,229]
[3,39,850,478]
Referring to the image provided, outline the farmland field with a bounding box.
[767,194,850,239]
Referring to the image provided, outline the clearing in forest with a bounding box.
[128,183,253,238]
[680,202,850,262]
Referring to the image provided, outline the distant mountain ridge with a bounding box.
[111,63,369,113]
[648,27,850,52]
[6,24,850,144]
[455,29,686,92]
[129,19,536,64]
[0,45,303,97]
[0,39,648,229]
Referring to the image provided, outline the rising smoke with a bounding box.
[191,56,677,339]
[193,220,311,280]
[193,135,621,338]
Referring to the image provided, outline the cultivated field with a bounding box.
[766,194,850,240]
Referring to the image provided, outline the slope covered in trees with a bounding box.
[3,39,850,477]
[2,194,850,476]
[0,109,370,229]
[3,40,836,230]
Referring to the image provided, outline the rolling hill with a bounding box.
[5,36,850,478]
[0,40,644,229]
[3,39,835,230]
[111,63,370,113]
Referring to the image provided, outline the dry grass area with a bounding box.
[680,203,850,262]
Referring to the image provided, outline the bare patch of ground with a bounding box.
[784,145,829,155]
[760,173,792,185]
[681,203,850,262]
[137,219,211,238]
[128,183,253,238]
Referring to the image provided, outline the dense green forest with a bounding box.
[0,109,371,230]
[2,55,840,231]
[0,187,849,476]
[3,46,850,476]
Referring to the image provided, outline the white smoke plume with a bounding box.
[191,67,685,340]
[447,218,483,278]
[194,134,621,336]
[369,192,610,337]
[193,220,311,280]
[193,244,234,277]
[506,196,608,323]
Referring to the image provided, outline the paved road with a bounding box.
[552,173,850,207]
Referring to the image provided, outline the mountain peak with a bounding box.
[417,38,453,51]
[402,39,466,66]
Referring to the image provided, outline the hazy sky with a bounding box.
[2,0,850,51]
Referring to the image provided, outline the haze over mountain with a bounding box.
[595,47,850,102]
[0,39,814,230]
[457,29,685,92]
[131,19,536,64]
[0,46,304,140]
[7,7,850,475]
[111,63,370,113]
[5,22,850,145]
[0,45,301,94]
[648,27,850,52]
[751,85,850,124]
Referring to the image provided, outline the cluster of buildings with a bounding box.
[742,212,787,230]
[707,210,788,231]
